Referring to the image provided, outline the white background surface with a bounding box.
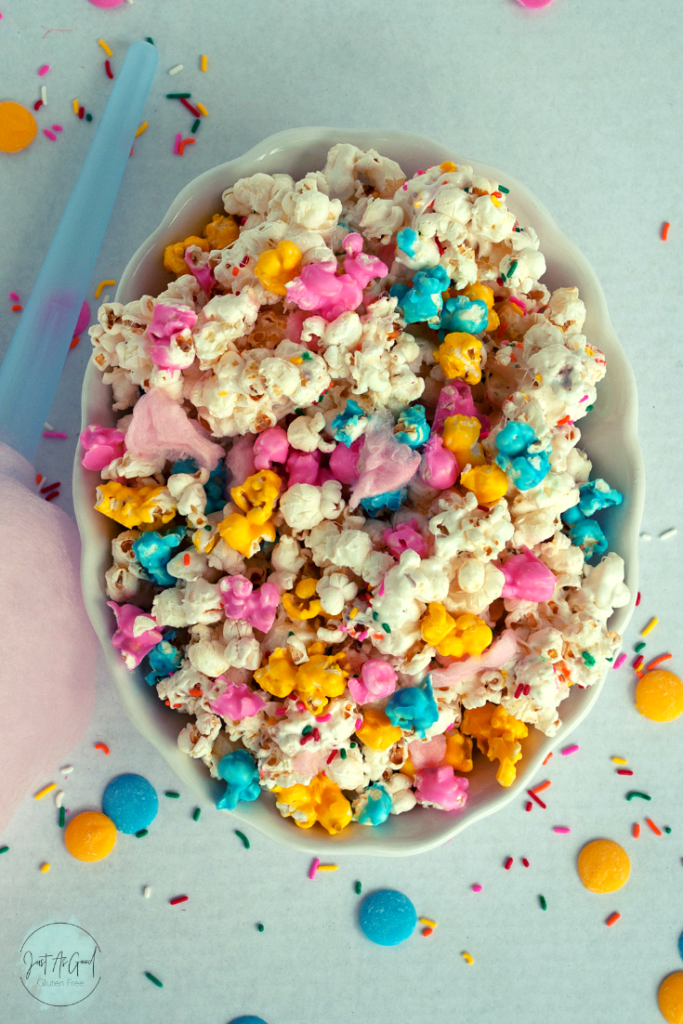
[1,1,682,1021]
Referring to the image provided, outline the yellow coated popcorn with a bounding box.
[356,708,403,751]
[274,774,352,835]
[231,470,281,524]
[282,578,323,621]
[254,647,298,699]
[295,645,348,710]
[254,240,302,296]
[420,603,492,658]
[217,512,276,557]
[203,213,239,250]
[163,235,209,275]
[444,732,474,773]
[461,703,528,787]
[434,332,483,384]
[95,483,176,530]
[442,414,486,472]
[460,463,508,506]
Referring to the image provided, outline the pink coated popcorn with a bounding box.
[253,426,289,471]
[148,303,198,370]
[184,249,214,295]
[287,449,320,486]
[500,547,557,602]
[419,435,457,490]
[383,520,428,559]
[211,679,266,720]
[432,381,490,437]
[408,734,446,771]
[348,658,397,704]
[328,436,362,484]
[415,765,469,811]
[125,388,224,471]
[80,424,126,471]
[107,602,162,670]
[286,233,388,321]
[218,574,280,633]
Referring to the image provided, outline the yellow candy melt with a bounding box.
[296,648,348,709]
[95,483,176,529]
[434,332,483,384]
[444,732,474,772]
[163,235,209,275]
[420,603,492,658]
[442,414,485,472]
[356,708,402,751]
[275,774,352,835]
[461,703,528,787]
[460,463,508,506]
[659,973,683,1024]
[64,811,117,863]
[635,670,683,722]
[254,648,298,699]
[577,839,630,894]
[254,240,302,295]
[231,470,281,524]
[217,513,275,557]
[282,578,323,621]
[203,213,239,249]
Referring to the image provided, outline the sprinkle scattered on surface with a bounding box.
[539,895,547,910]
[532,780,551,794]
[472,884,482,892]
[201,54,208,72]
[646,653,673,671]
[527,790,547,809]
[38,64,50,76]
[43,129,57,142]
[553,826,571,834]
[0,846,8,856]
[561,744,579,756]
[613,653,627,669]
[355,881,362,894]
[633,823,641,838]
[192,807,201,822]
[636,591,642,606]
[145,972,163,988]
[525,801,533,811]
[612,757,628,764]
[419,917,437,927]
[617,769,634,776]
[606,912,621,927]
[34,782,56,800]
[462,952,474,965]
[58,806,65,828]
[308,858,319,880]
[542,752,553,766]
[522,857,530,867]
[98,39,113,57]
[662,221,671,241]
[55,790,64,808]
[165,791,180,799]
[660,527,678,540]
[641,617,659,637]
[626,791,651,801]
[646,818,663,836]
[94,742,110,755]
[136,829,148,838]
[504,857,513,870]
[143,886,151,898]
[635,642,647,652]
[135,121,148,137]
[168,64,184,75]
[94,279,115,298]
[60,765,74,775]
[317,864,338,872]
[257,923,264,932]
[235,830,250,849]
[169,895,188,906]
[640,532,652,541]
[104,60,113,80]
[40,863,50,873]
[196,102,208,116]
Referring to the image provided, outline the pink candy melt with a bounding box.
[348,659,397,704]
[383,520,428,560]
[500,547,556,602]
[107,602,162,668]
[210,680,266,720]
[80,425,126,470]
[328,437,362,485]
[408,735,446,771]
[148,303,198,369]
[287,450,320,487]
[253,426,289,470]
[219,575,279,633]
[419,435,457,490]
[125,388,224,470]
[433,381,490,436]
[415,766,469,812]
[286,233,388,321]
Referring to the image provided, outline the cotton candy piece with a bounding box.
[0,442,97,838]
[125,388,223,471]
[349,423,421,509]
[210,680,266,720]
[225,434,255,489]
[430,629,519,688]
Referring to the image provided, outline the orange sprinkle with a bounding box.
[183,553,191,566]
[35,473,42,484]
[94,742,110,755]
[11,303,22,311]
[662,221,670,241]
[646,818,663,836]
[531,780,551,794]
[633,823,640,838]
[542,752,553,766]
[605,912,621,927]
[69,335,80,350]
[422,927,433,937]
[645,653,673,671]
[177,138,195,156]
[556,415,571,426]
[188,688,203,696]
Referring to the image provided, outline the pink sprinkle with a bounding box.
[402,183,408,190]
[275,708,287,715]
[508,296,527,315]
[43,130,57,142]
[52,124,63,132]
[378,579,385,597]
[504,856,513,870]
[38,64,50,76]
[355,718,362,730]
[579,395,589,403]
[472,884,482,892]
[315,713,332,722]
[9,292,20,302]
[613,653,627,670]
[561,744,579,756]
[357,631,369,641]
[42,431,68,439]
[308,857,320,880]
[296,701,305,711]
[553,826,571,834]
[173,132,182,155]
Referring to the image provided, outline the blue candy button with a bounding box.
[229,1018,269,1024]
[102,773,159,834]
[359,889,417,946]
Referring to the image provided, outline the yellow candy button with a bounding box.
[0,101,38,153]
[635,670,683,722]
[659,973,683,1024]
[64,811,117,862]
[577,839,630,894]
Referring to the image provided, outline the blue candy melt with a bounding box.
[360,488,406,516]
[394,405,429,448]
[360,890,417,946]
[358,784,392,826]
[216,750,261,811]
[331,399,366,447]
[390,265,450,324]
[102,773,159,834]
[438,295,489,338]
[385,677,438,738]
[562,479,623,526]
[229,1018,269,1024]
[568,518,608,561]
[133,527,186,586]
[396,227,418,259]
[495,420,550,490]
[145,637,182,686]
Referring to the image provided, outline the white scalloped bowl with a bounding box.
[74,127,645,856]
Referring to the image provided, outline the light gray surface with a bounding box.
[0,0,681,1021]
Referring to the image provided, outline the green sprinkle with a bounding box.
[581,650,596,667]
[382,623,391,634]
[302,725,313,736]
[257,923,264,932]
[193,807,201,822]
[498,184,510,193]
[350,742,356,748]
[165,791,180,799]
[235,830,250,849]
[146,37,154,44]
[539,895,547,911]
[191,118,200,134]
[635,642,647,652]
[606,657,613,662]
[586,404,594,411]
[204,525,212,532]
[626,791,651,801]
[59,806,65,828]
[0,846,8,855]
[288,631,294,637]
[665,826,672,834]
[166,92,191,99]
[508,260,518,277]
[355,880,362,895]
[136,829,149,837]
[372,611,379,621]
[340,748,347,759]
[85,113,92,122]
[145,972,163,988]
[302,352,312,361]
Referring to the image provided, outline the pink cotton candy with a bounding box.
[287,450,320,487]
[79,424,126,471]
[125,388,223,471]
[107,602,162,669]
[328,436,362,485]
[500,547,557,602]
[0,442,98,838]
[148,303,198,370]
[348,658,397,704]
[383,520,428,559]
[292,748,330,778]
[218,575,279,633]
[253,426,289,471]
[226,434,255,489]
[433,381,490,437]
[210,679,266,720]
[419,435,457,490]
[184,249,214,295]
[430,629,519,688]
[349,423,421,509]
[286,233,388,321]
[415,766,469,811]
[409,735,447,771]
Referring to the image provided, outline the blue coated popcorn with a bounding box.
[216,750,261,811]
[437,294,489,339]
[133,527,186,586]
[394,405,429,448]
[396,227,419,259]
[145,635,183,686]
[357,783,392,826]
[385,677,439,738]
[568,518,608,561]
[495,421,550,491]
[205,461,227,514]
[331,399,366,447]
[360,488,406,517]
[562,479,623,526]
[389,265,450,324]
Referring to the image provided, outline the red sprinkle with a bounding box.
[177,138,196,156]
[662,221,671,241]
[525,801,533,812]
[69,335,80,350]
[33,99,43,111]
[78,106,84,119]
[169,895,188,906]
[300,733,314,746]
[40,482,61,495]
[531,781,551,794]
[105,59,114,79]
[633,655,644,670]
[514,683,523,699]
[523,683,531,696]
[313,728,320,742]
[504,857,513,870]
[527,790,547,809]
[180,97,201,117]
[326,750,337,765]
[556,415,571,426]
[422,927,433,937]
[45,492,61,502]
[636,591,641,606]
[646,818,662,836]
[605,912,621,927]
[188,688,203,696]
[94,742,110,755]
[633,823,640,838]
[617,769,634,776]
[522,857,530,867]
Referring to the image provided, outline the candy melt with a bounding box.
[360,890,417,946]
[64,812,117,862]
[102,773,159,834]
[577,839,630,893]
